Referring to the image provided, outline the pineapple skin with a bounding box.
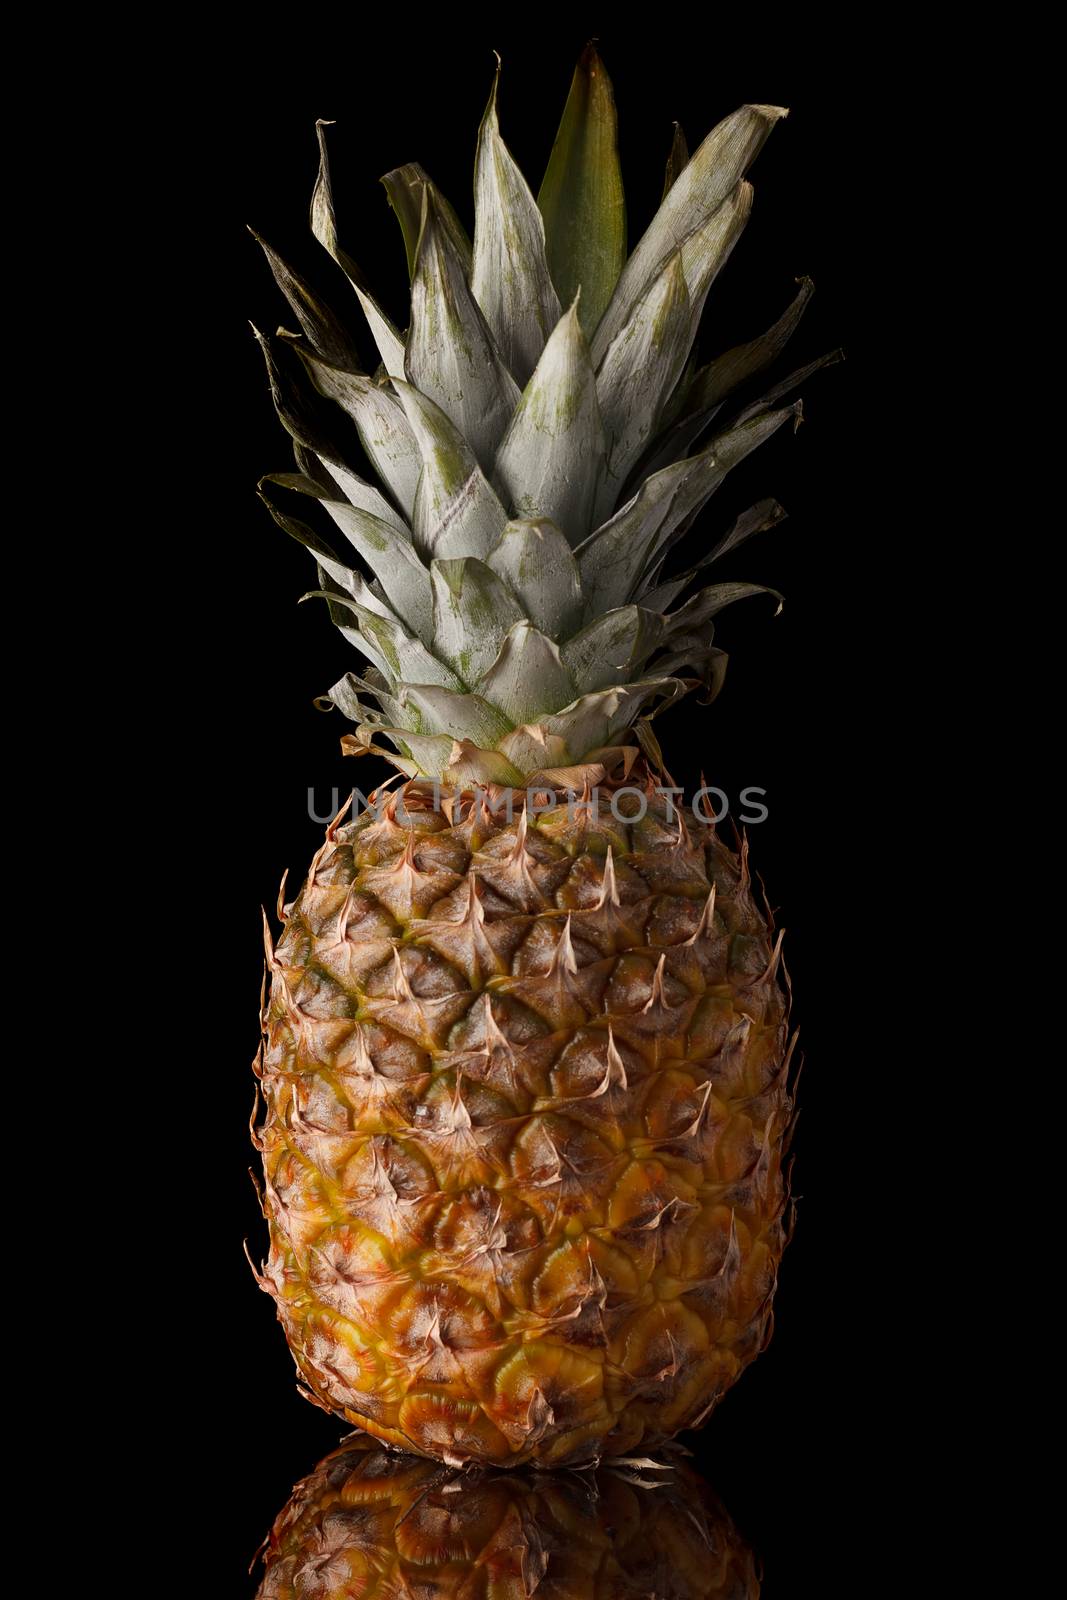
[255,1433,760,1599]
[253,784,794,1468]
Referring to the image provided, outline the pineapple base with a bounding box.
[253,783,795,1467]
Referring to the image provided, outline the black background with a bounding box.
[156,24,902,1595]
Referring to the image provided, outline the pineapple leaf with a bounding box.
[393,380,509,562]
[594,253,691,524]
[474,622,575,726]
[537,43,626,339]
[472,63,562,387]
[249,228,360,369]
[576,405,797,615]
[381,163,472,281]
[486,518,583,638]
[304,456,411,536]
[253,325,362,470]
[492,298,605,546]
[309,121,407,379]
[664,581,783,642]
[639,499,788,610]
[289,340,422,517]
[662,122,690,200]
[320,593,462,690]
[310,121,365,286]
[319,500,434,642]
[397,683,513,746]
[258,484,393,612]
[430,558,525,684]
[407,184,520,467]
[685,276,815,418]
[562,607,665,693]
[538,677,686,760]
[592,103,787,367]
[732,349,845,425]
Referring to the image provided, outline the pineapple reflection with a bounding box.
[256,1434,759,1598]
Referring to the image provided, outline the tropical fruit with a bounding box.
[250,44,820,1466]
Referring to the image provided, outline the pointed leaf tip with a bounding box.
[538,43,625,339]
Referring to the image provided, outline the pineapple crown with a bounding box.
[254,45,838,789]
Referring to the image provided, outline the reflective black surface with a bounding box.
[249,1434,760,1597]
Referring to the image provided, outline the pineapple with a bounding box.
[250,45,827,1468]
[254,1434,760,1598]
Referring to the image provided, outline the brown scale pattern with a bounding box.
[255,1433,760,1599]
[252,785,796,1468]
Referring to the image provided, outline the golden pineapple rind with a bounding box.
[253,786,794,1467]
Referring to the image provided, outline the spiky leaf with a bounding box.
[292,343,422,517]
[537,44,625,338]
[393,380,509,561]
[576,405,797,615]
[594,253,691,519]
[687,276,815,417]
[407,185,520,467]
[319,500,433,641]
[639,499,788,610]
[307,455,411,536]
[592,103,787,366]
[662,123,690,199]
[492,299,605,544]
[249,229,358,369]
[472,68,562,386]
[382,163,472,280]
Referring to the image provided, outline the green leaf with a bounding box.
[492,297,605,546]
[474,622,575,725]
[486,518,583,638]
[430,558,524,684]
[537,43,626,339]
[472,64,562,386]
[407,183,521,469]
[592,102,787,367]
[392,380,509,562]
[381,163,472,281]
[662,123,690,200]
[562,606,665,693]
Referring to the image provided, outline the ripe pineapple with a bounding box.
[250,46,826,1467]
[254,1435,760,1599]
